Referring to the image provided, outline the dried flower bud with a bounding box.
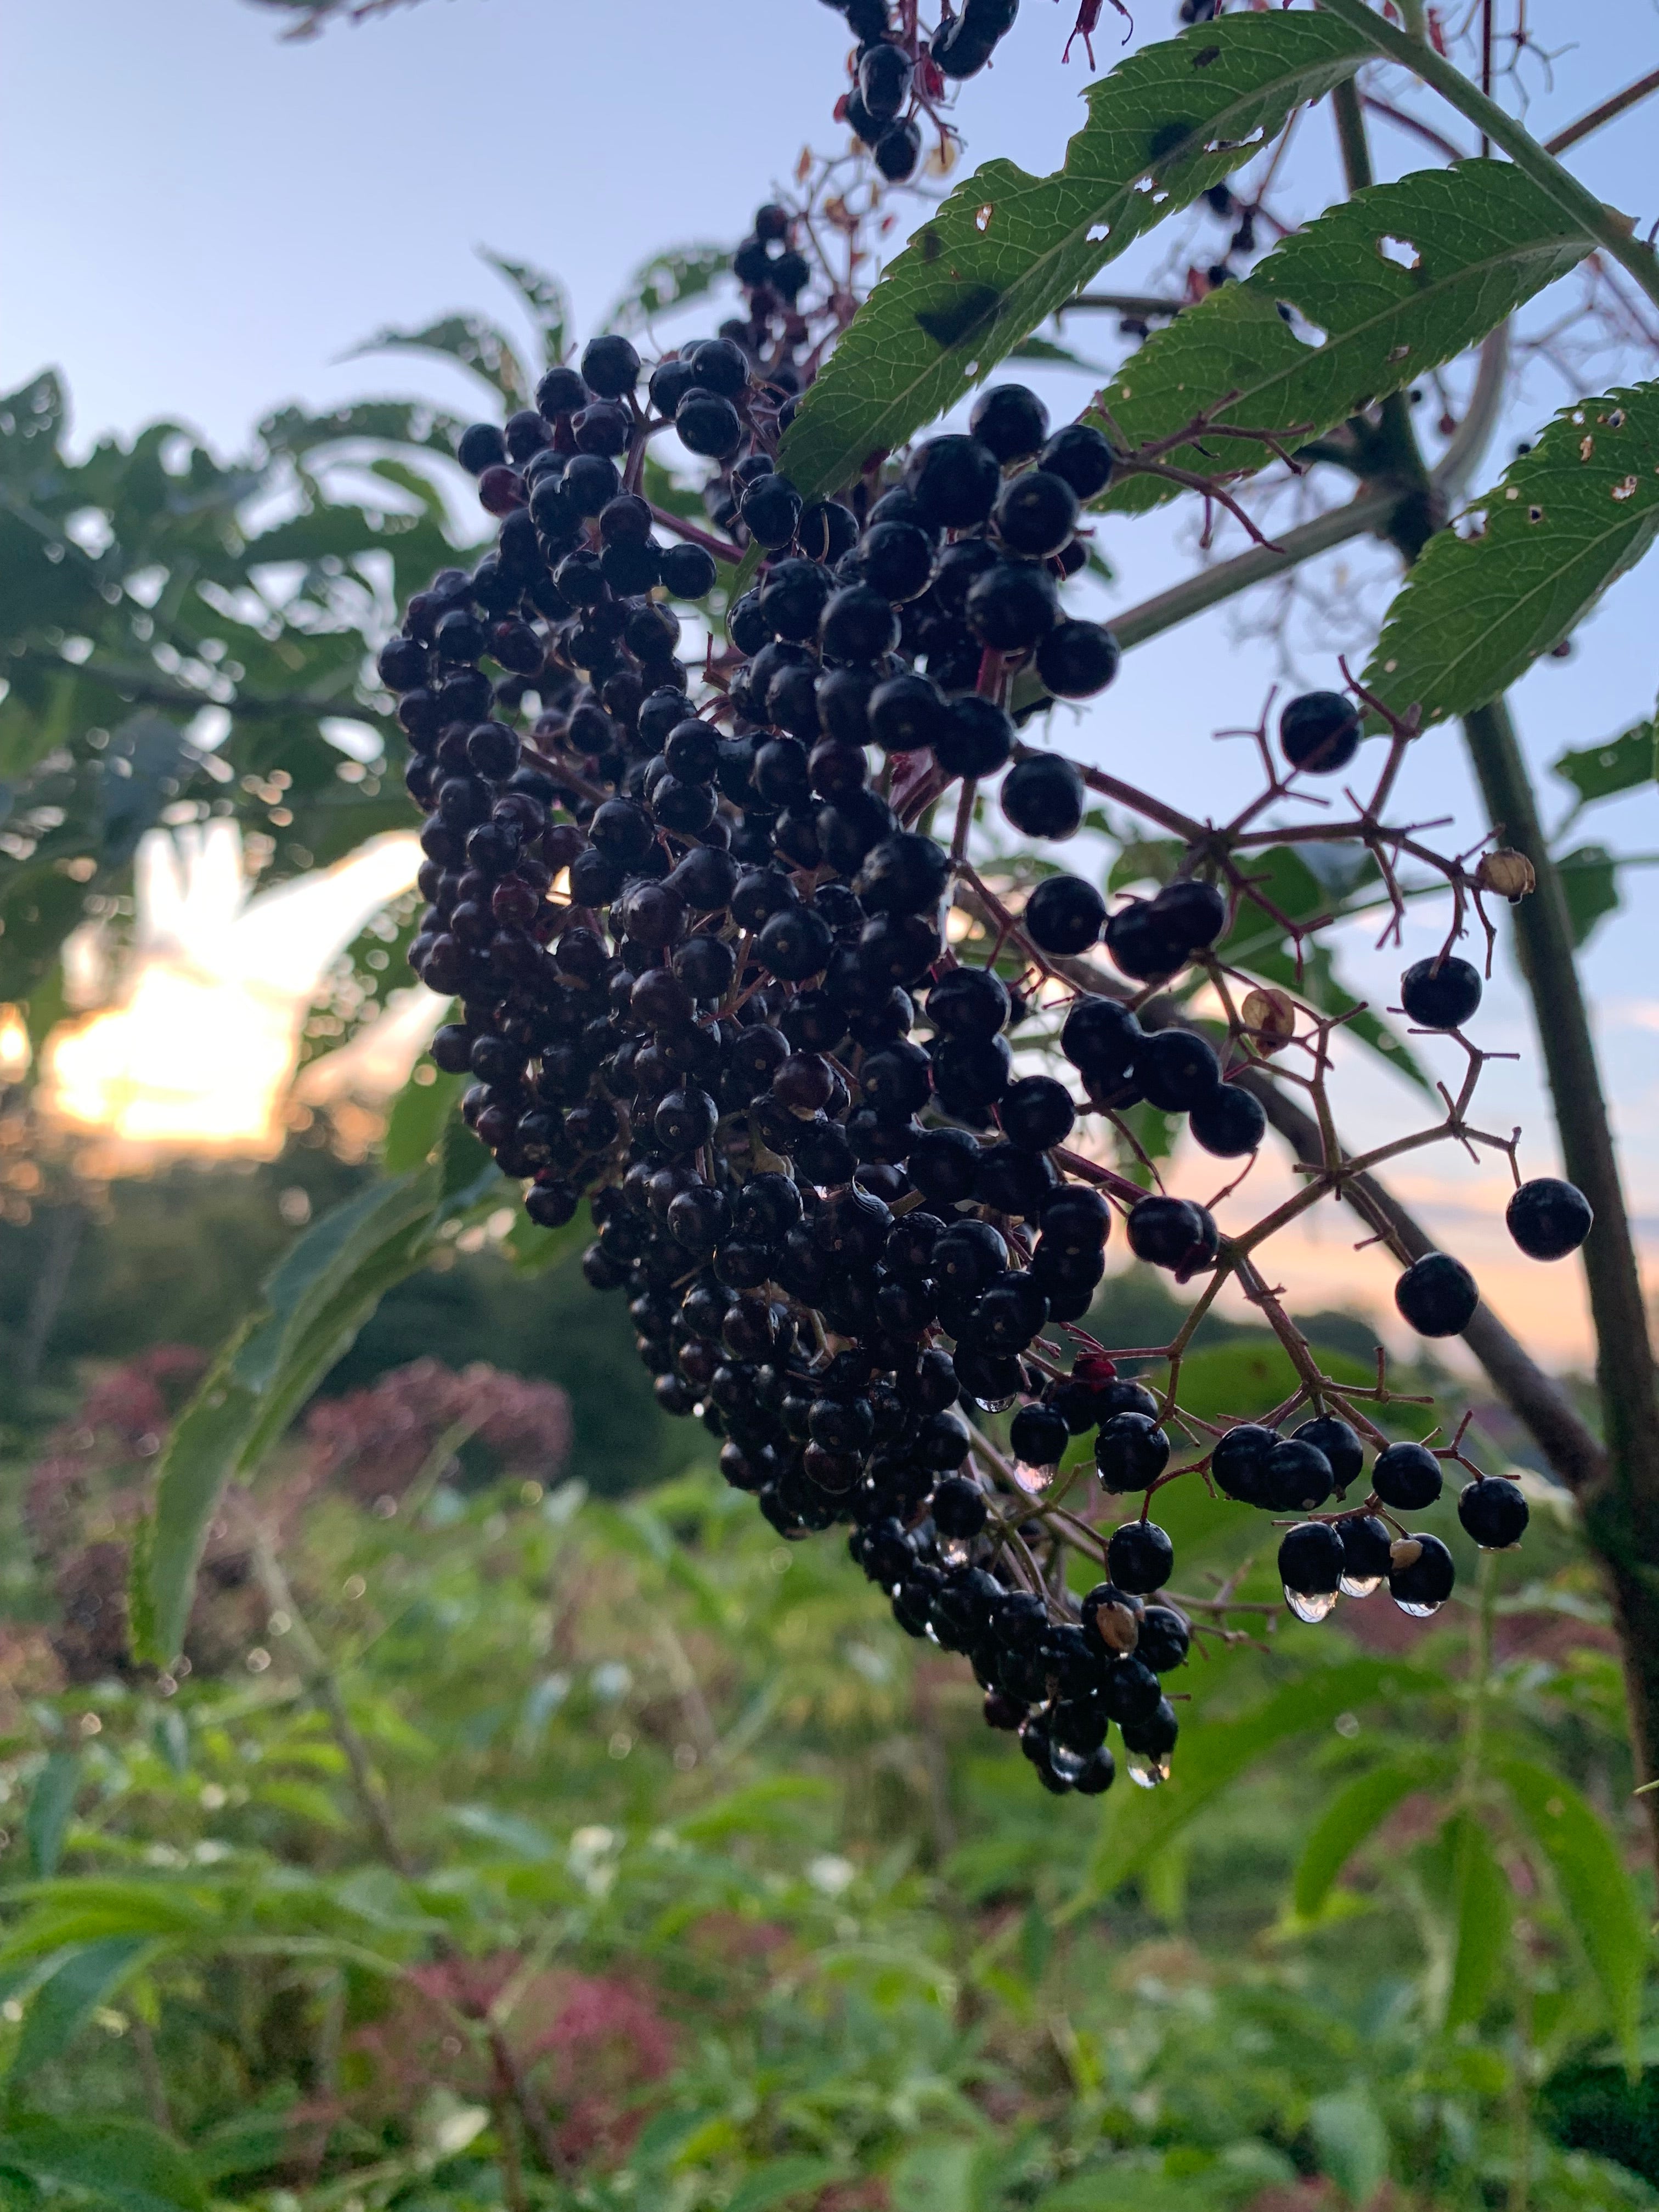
[1477,848,1535,902]
[1240,986,1296,1052]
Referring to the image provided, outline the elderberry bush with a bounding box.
[381,317,1590,1799]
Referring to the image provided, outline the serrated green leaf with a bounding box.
[1498,1757,1647,2067]
[1293,1756,1450,1919]
[1365,383,1659,726]
[0,2118,206,2212]
[1441,1809,1513,2030]
[1556,843,1621,948]
[1096,160,1587,512]
[10,1939,154,2084]
[777,12,1372,504]
[1553,716,1656,810]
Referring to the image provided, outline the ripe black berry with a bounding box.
[1293,1415,1364,1493]
[994,470,1079,560]
[1395,1251,1479,1337]
[1458,1474,1529,1549]
[935,696,1017,778]
[1387,1531,1455,1615]
[1211,1422,1276,1505]
[1278,1521,1343,1616]
[1107,1518,1174,1594]
[1024,875,1105,955]
[970,385,1049,464]
[1096,1412,1171,1492]
[1372,1440,1442,1511]
[1400,955,1482,1031]
[1189,1084,1266,1158]
[1280,689,1361,774]
[580,334,641,397]
[1035,619,1120,699]
[1001,753,1085,840]
[1039,422,1115,500]
[1137,1030,1221,1114]
[904,435,1002,529]
[1506,1176,1592,1260]
[1336,1513,1392,1595]
[999,1075,1075,1152]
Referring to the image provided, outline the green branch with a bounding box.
[1317,0,1659,314]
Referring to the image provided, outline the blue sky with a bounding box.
[4,0,1657,1362]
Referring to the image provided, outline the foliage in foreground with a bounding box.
[0,1318,1651,2211]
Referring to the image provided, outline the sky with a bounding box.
[4,0,1658,1368]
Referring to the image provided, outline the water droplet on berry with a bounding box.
[1127,1751,1171,1788]
[1048,1742,1087,1783]
[1284,1584,1340,1623]
[938,1534,975,1568]
[1013,1458,1057,1496]
[1338,1572,1383,1598]
[969,1390,1018,1414]
[1394,1597,1443,1620]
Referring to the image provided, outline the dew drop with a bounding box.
[1049,1743,1087,1782]
[1339,1572,1383,1598]
[1127,1752,1171,1788]
[939,1535,974,1568]
[1284,1584,1339,1623]
[1394,1597,1443,1619]
[1013,1458,1057,1497]
[969,1391,1017,1414]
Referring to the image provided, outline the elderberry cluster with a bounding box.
[379,304,1592,1797]
[817,0,1020,183]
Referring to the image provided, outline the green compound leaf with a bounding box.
[1094,160,1588,513]
[1364,383,1659,727]
[777,11,1372,504]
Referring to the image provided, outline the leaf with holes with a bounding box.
[1094,160,1588,512]
[775,12,1373,505]
[1365,384,1659,726]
